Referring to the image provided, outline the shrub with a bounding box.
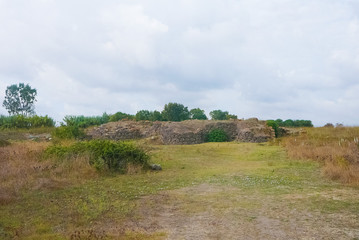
[45,140,150,173]
[29,115,55,128]
[267,120,279,138]
[63,113,110,128]
[0,115,55,129]
[51,126,85,139]
[109,112,135,122]
[206,129,229,142]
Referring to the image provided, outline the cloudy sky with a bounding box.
[0,0,359,126]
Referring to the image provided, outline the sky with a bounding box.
[0,0,359,126]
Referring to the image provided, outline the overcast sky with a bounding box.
[0,0,359,126]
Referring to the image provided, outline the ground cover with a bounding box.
[0,140,358,239]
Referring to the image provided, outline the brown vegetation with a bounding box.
[0,141,98,205]
[281,127,359,184]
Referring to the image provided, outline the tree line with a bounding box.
[62,102,238,128]
[1,83,313,131]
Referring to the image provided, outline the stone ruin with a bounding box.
[86,118,274,145]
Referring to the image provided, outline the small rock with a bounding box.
[151,164,162,171]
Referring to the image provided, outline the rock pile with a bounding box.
[86,118,274,145]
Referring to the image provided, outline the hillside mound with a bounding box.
[87,118,274,145]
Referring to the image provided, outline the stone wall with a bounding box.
[87,119,274,144]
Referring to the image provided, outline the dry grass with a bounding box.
[0,141,98,205]
[281,127,359,184]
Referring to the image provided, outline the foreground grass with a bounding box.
[1,142,358,239]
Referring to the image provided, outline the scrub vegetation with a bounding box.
[281,126,359,184]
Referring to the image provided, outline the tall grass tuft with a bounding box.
[0,141,98,205]
[282,127,359,184]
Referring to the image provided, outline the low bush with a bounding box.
[266,120,279,138]
[63,113,110,128]
[45,140,150,173]
[206,129,229,142]
[51,126,85,140]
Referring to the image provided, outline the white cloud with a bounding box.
[100,4,168,69]
[0,0,359,126]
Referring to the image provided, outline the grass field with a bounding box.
[1,129,359,239]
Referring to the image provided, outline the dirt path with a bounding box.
[119,183,359,240]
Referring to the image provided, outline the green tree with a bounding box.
[283,119,294,127]
[190,108,208,120]
[226,114,238,120]
[161,102,190,121]
[2,83,37,116]
[149,110,162,121]
[109,112,134,122]
[209,110,228,120]
[136,110,151,121]
[135,110,163,121]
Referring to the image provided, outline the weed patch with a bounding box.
[282,127,359,184]
[205,129,229,142]
[45,140,150,173]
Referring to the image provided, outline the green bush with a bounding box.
[109,112,135,122]
[266,120,279,138]
[63,113,110,128]
[0,115,55,129]
[206,129,229,142]
[45,140,150,173]
[51,126,85,139]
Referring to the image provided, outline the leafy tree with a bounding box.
[270,118,313,128]
[190,108,207,120]
[161,102,190,121]
[2,83,37,116]
[136,110,163,121]
[136,110,151,121]
[226,114,238,120]
[109,112,134,122]
[283,119,294,127]
[209,110,228,120]
[149,110,162,121]
[63,114,110,128]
